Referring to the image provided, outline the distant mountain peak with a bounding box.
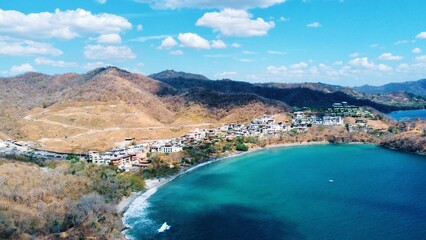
[149,69,210,81]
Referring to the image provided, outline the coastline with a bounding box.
[118,141,342,228]
[118,140,361,213]
[119,140,377,238]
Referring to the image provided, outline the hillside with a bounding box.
[1,67,425,152]
[0,67,285,152]
[354,79,426,97]
[149,71,423,112]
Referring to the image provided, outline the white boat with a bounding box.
[329,179,334,183]
[158,222,171,233]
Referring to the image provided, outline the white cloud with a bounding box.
[211,39,227,49]
[0,9,131,40]
[0,40,62,56]
[159,36,178,49]
[131,35,169,42]
[349,57,392,71]
[268,50,286,55]
[10,63,35,75]
[378,52,403,61]
[279,16,289,22]
[416,32,426,39]
[307,22,321,28]
[370,43,379,48]
[394,40,415,45]
[238,58,255,62]
[348,57,374,68]
[415,55,426,62]
[84,45,136,60]
[266,65,287,74]
[412,48,422,54]
[96,34,122,44]
[216,71,237,79]
[231,43,241,48]
[96,0,107,4]
[135,0,285,9]
[196,9,275,37]
[34,58,78,68]
[169,50,184,55]
[178,33,210,49]
[290,62,308,69]
[137,24,143,31]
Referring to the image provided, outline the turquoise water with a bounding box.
[388,109,426,121]
[124,144,426,240]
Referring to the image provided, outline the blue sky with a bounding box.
[1,0,426,86]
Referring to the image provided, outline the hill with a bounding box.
[0,67,285,152]
[1,67,424,152]
[354,79,426,97]
[149,70,423,112]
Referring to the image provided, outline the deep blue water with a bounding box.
[388,109,426,121]
[124,144,426,240]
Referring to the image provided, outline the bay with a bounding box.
[124,144,426,240]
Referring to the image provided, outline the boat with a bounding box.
[158,222,171,233]
[329,179,334,183]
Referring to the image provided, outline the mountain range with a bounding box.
[354,79,426,97]
[0,67,425,152]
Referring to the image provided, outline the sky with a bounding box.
[1,0,426,86]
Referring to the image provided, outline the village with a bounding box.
[0,102,376,171]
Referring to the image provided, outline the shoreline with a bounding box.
[119,140,368,237]
[118,140,367,213]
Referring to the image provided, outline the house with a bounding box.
[355,119,368,127]
[323,116,344,126]
[88,151,101,164]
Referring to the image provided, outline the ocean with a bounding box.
[124,144,426,240]
[388,109,426,121]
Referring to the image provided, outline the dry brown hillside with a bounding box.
[0,67,286,152]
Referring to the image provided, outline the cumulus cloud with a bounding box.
[134,0,285,9]
[96,34,122,44]
[211,39,227,49]
[266,65,287,74]
[137,24,143,31]
[416,32,426,39]
[378,52,403,61]
[415,55,426,62]
[84,45,136,60]
[231,43,241,48]
[10,63,35,75]
[159,36,178,49]
[307,22,321,28]
[0,9,131,40]
[34,58,78,68]
[178,33,211,49]
[412,48,422,54]
[169,50,184,55]
[0,40,62,56]
[349,57,392,71]
[196,9,275,37]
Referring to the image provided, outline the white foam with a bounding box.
[158,222,171,233]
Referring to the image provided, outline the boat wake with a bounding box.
[158,222,171,233]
